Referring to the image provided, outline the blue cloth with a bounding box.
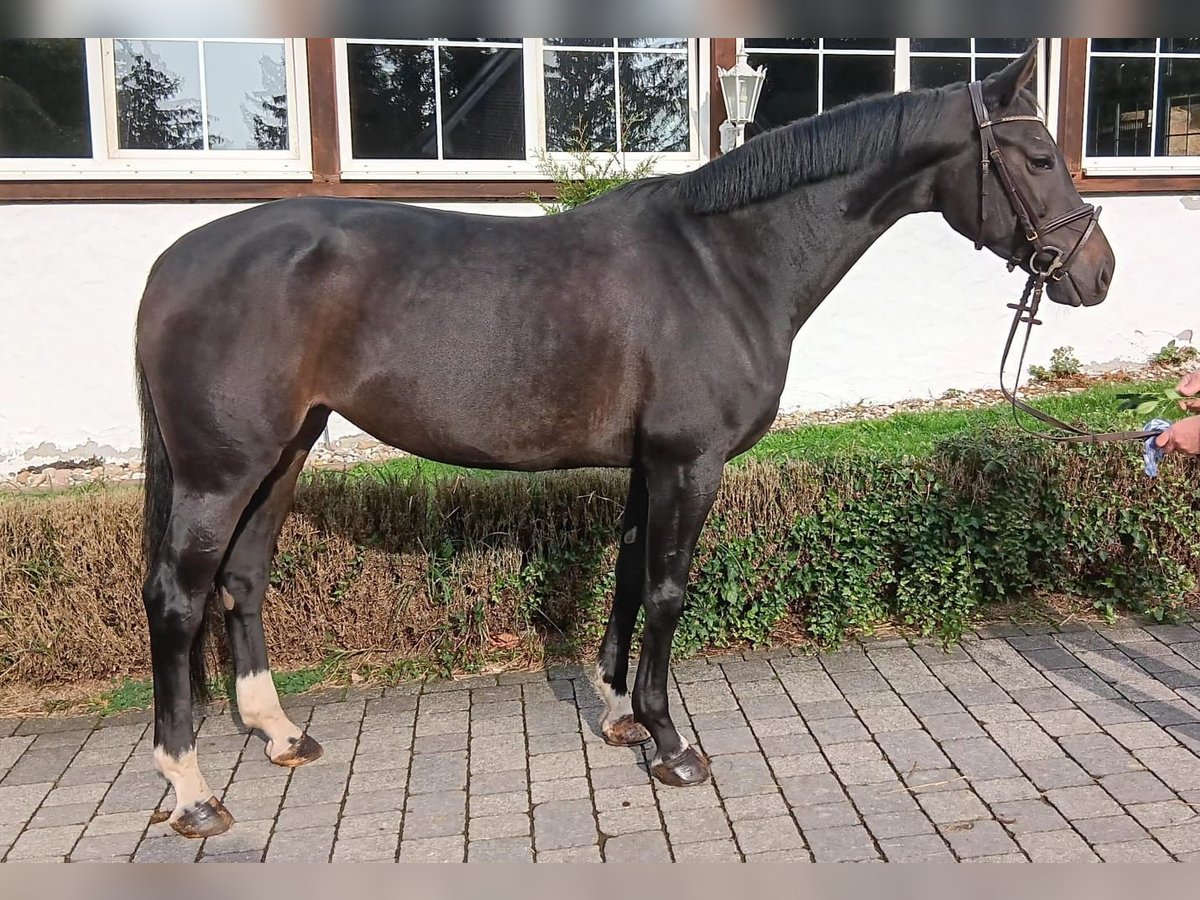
[1143,418,1173,478]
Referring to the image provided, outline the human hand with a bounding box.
[1178,371,1200,413]
[1156,416,1200,456]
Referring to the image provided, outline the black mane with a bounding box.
[677,88,948,214]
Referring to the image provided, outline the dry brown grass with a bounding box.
[2,440,1197,695]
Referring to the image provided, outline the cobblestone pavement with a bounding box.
[6,622,1200,862]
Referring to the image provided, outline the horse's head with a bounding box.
[937,45,1115,308]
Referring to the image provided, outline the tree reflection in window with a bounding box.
[114,39,290,152]
[346,39,525,161]
[544,39,691,154]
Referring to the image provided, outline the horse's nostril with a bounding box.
[1097,264,1112,293]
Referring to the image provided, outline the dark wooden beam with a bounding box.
[1058,38,1088,178]
[305,38,342,184]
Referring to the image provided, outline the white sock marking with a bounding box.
[154,747,213,819]
[594,664,633,728]
[236,670,303,759]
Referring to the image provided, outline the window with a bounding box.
[543,39,692,153]
[744,39,896,136]
[0,39,92,158]
[909,39,1028,89]
[1084,38,1200,173]
[345,38,526,162]
[0,38,311,179]
[336,38,705,178]
[742,39,1041,139]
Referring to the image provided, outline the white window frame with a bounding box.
[334,38,710,180]
[1082,39,1200,176]
[0,38,312,181]
[737,38,1048,122]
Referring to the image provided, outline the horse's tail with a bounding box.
[137,351,211,704]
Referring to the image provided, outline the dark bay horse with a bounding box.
[135,47,1114,837]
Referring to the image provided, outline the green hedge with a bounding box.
[1,430,1197,687]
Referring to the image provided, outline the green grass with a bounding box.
[336,378,1175,484]
[88,664,334,717]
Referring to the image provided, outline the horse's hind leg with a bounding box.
[146,488,257,838]
[221,411,327,768]
[594,465,652,747]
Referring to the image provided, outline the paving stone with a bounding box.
[990,798,1070,834]
[133,836,201,863]
[408,751,467,793]
[201,818,273,855]
[805,825,877,862]
[532,799,597,851]
[731,815,805,853]
[1017,828,1099,862]
[6,823,86,860]
[877,730,951,771]
[332,834,399,862]
[791,801,861,830]
[403,790,466,839]
[531,777,591,803]
[70,831,142,861]
[1095,840,1174,862]
[396,835,464,862]
[1073,815,1150,845]
[918,789,990,825]
[1154,822,1200,855]
[265,826,335,863]
[941,737,1022,780]
[903,692,966,718]
[84,811,154,837]
[863,811,935,839]
[1127,800,1200,829]
[468,836,532,862]
[337,811,401,840]
[275,803,341,831]
[672,839,742,861]
[527,732,581,756]
[879,833,956,862]
[1099,770,1177,805]
[708,753,776,797]
[597,806,662,836]
[846,782,920,815]
[1060,733,1141,776]
[471,769,529,796]
[767,753,830,778]
[723,791,790,821]
[602,831,671,862]
[1044,785,1122,820]
[858,706,920,734]
[940,819,1020,859]
[973,778,1041,804]
[29,801,99,828]
[696,726,759,756]
[536,845,603,863]
[1019,757,1094,791]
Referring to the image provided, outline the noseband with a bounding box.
[969,80,1155,445]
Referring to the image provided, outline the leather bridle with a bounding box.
[968,80,1156,445]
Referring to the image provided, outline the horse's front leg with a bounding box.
[633,452,723,787]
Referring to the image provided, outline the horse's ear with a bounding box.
[982,42,1038,108]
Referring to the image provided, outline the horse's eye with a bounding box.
[1030,155,1056,172]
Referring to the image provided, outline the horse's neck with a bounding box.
[727,161,941,336]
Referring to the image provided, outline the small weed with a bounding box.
[1152,339,1197,367]
[1029,346,1081,383]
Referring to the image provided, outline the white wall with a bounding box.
[1,195,1197,472]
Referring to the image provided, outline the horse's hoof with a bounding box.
[651,745,711,788]
[602,715,652,747]
[268,732,324,768]
[170,796,234,839]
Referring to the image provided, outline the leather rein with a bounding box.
[968,80,1157,445]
